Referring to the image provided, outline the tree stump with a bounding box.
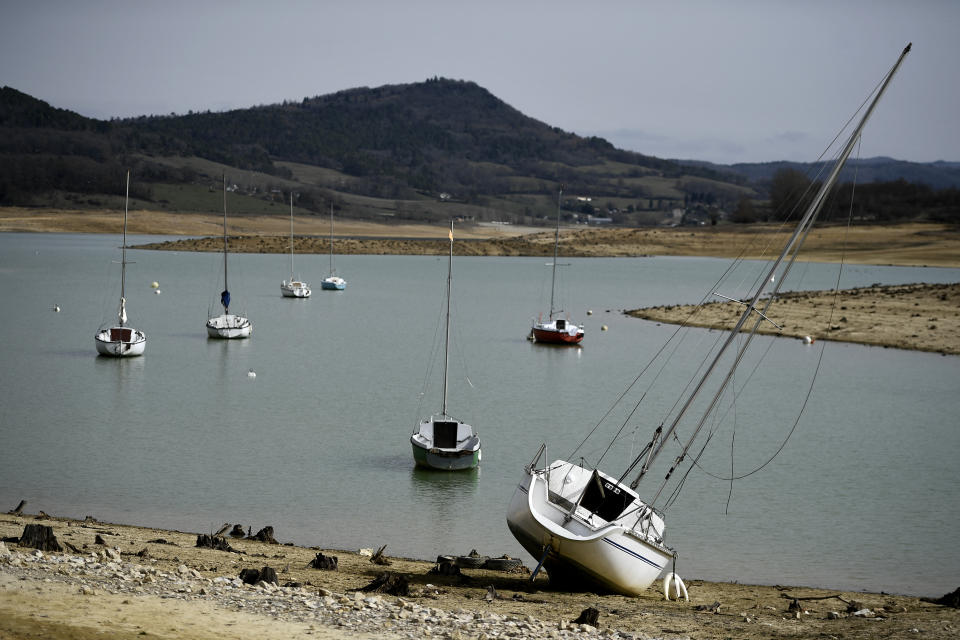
[239,566,278,586]
[248,526,279,544]
[309,552,338,570]
[229,525,245,538]
[573,607,600,627]
[18,524,62,552]
[195,534,236,552]
[370,544,391,565]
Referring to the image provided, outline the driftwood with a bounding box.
[358,572,409,596]
[484,585,499,602]
[195,534,236,553]
[308,552,339,570]
[215,523,231,536]
[229,525,245,538]
[573,607,600,627]
[94,534,106,545]
[370,544,391,565]
[18,524,63,552]
[8,500,26,515]
[780,592,849,603]
[248,526,279,544]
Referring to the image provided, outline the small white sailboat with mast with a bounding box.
[410,221,481,471]
[95,170,146,357]
[280,192,311,298]
[206,176,252,339]
[321,203,346,290]
[530,188,583,344]
[506,43,911,595]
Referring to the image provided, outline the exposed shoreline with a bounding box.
[2,512,958,640]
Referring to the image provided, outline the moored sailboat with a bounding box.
[507,44,912,595]
[280,192,311,298]
[206,176,252,339]
[95,170,146,357]
[320,203,347,290]
[411,222,481,471]
[530,189,583,344]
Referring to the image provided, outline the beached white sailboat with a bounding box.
[530,189,583,344]
[206,177,252,339]
[411,222,481,470]
[95,171,146,357]
[280,192,311,298]
[507,44,911,595]
[320,203,346,290]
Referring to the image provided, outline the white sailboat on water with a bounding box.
[530,188,584,344]
[280,192,311,298]
[206,176,252,339]
[410,221,481,470]
[507,44,911,595]
[320,203,347,290]
[95,170,146,357]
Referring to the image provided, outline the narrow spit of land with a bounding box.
[2,513,958,640]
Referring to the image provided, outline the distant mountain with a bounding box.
[1,81,956,226]
[679,157,960,190]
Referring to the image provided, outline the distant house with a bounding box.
[586,215,612,225]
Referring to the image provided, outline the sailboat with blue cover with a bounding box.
[206,177,252,339]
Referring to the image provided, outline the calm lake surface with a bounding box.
[1,232,958,596]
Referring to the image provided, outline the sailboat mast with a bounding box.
[289,192,295,278]
[222,175,229,307]
[119,169,129,326]
[549,188,562,320]
[329,203,335,274]
[636,43,912,499]
[441,221,454,416]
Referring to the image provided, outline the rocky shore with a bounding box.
[2,513,958,640]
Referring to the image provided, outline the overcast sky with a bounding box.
[2,0,955,165]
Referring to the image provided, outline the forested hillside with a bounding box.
[1,80,956,226]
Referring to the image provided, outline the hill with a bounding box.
[1,81,957,227]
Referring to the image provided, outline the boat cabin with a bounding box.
[556,319,566,330]
[110,327,133,342]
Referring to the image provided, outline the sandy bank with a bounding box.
[626,282,960,356]
[2,512,957,640]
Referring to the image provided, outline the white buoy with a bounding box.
[151,281,159,289]
[53,305,60,312]
[247,369,256,378]
[154,289,161,295]
[586,309,593,316]
[803,336,814,344]
[601,325,608,331]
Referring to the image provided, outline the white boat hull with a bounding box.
[281,280,311,298]
[206,314,252,339]
[410,417,481,471]
[506,460,672,595]
[321,276,346,290]
[94,327,146,357]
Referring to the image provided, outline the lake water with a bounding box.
[1,232,958,597]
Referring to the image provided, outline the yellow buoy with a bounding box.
[151,281,159,289]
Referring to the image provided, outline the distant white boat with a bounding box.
[410,222,481,470]
[95,171,146,357]
[206,176,252,339]
[280,192,311,298]
[320,203,346,290]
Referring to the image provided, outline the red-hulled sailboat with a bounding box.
[530,188,584,345]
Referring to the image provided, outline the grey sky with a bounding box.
[1,0,955,164]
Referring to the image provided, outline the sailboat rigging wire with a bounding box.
[668,141,865,494]
[644,44,911,506]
